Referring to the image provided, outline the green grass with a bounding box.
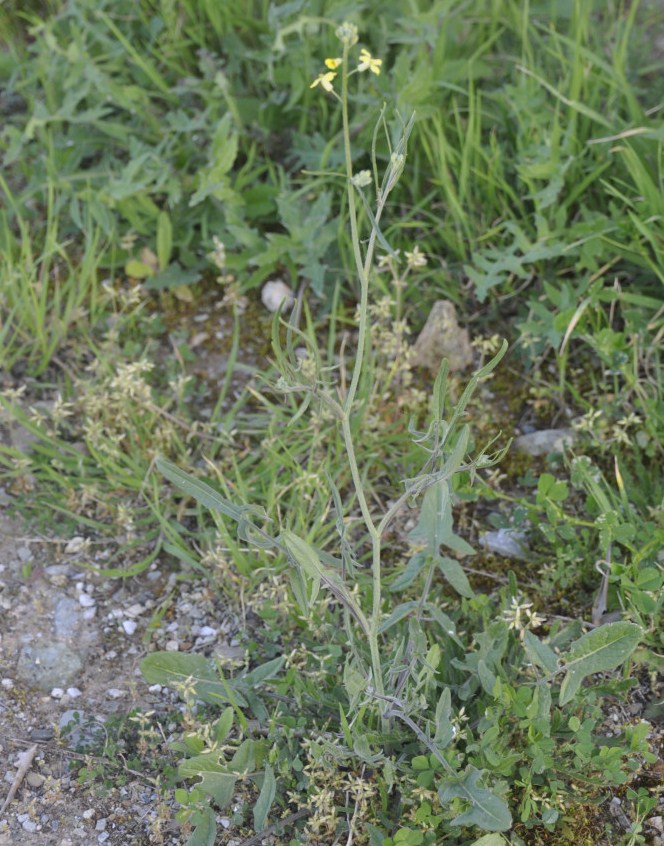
[0,1,662,844]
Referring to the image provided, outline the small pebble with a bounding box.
[261,279,294,312]
[27,772,45,788]
[21,819,38,833]
[106,689,126,699]
[199,626,217,637]
[78,593,95,608]
[82,607,96,620]
[82,809,95,820]
[122,620,137,635]
[165,640,179,652]
[1,678,13,689]
[148,684,162,694]
[66,537,86,553]
[95,818,107,831]
[124,603,143,617]
[67,687,82,698]
[51,688,64,699]
[98,833,110,844]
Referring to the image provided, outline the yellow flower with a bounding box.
[358,48,382,75]
[324,57,342,70]
[310,71,336,92]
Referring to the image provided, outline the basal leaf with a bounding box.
[469,835,507,846]
[187,807,216,846]
[179,754,237,808]
[559,668,583,707]
[253,764,276,832]
[140,652,247,706]
[240,657,284,687]
[434,687,454,749]
[477,659,497,696]
[563,622,641,673]
[558,622,641,706]
[439,768,512,832]
[523,631,558,676]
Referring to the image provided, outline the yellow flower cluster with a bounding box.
[310,38,382,94]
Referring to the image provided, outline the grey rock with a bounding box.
[480,528,529,560]
[410,300,474,373]
[513,428,575,456]
[16,644,83,691]
[30,728,54,742]
[53,596,80,639]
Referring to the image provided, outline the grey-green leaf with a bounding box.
[523,631,558,676]
[140,652,247,707]
[439,768,512,832]
[437,555,474,598]
[253,764,276,832]
[434,687,454,749]
[187,807,216,846]
[179,755,237,808]
[469,834,507,846]
[477,659,498,696]
[379,601,419,634]
[157,458,244,522]
[558,622,641,706]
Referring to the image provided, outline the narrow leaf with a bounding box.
[379,601,418,634]
[434,687,454,749]
[523,631,558,676]
[253,764,276,832]
[437,555,474,598]
[187,807,217,846]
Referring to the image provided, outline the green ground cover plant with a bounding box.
[0,1,662,845]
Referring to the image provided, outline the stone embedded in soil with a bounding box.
[53,596,81,639]
[480,528,529,560]
[410,300,474,373]
[16,644,83,692]
[513,428,575,456]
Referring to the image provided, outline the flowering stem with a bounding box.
[339,44,386,707]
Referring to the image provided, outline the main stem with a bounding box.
[339,47,385,705]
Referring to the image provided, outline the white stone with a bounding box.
[261,280,294,313]
[165,640,179,652]
[106,688,126,699]
[1,678,13,689]
[148,684,162,693]
[78,593,95,608]
[65,537,86,554]
[122,620,137,635]
[51,688,64,699]
[66,687,82,698]
[199,626,217,637]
